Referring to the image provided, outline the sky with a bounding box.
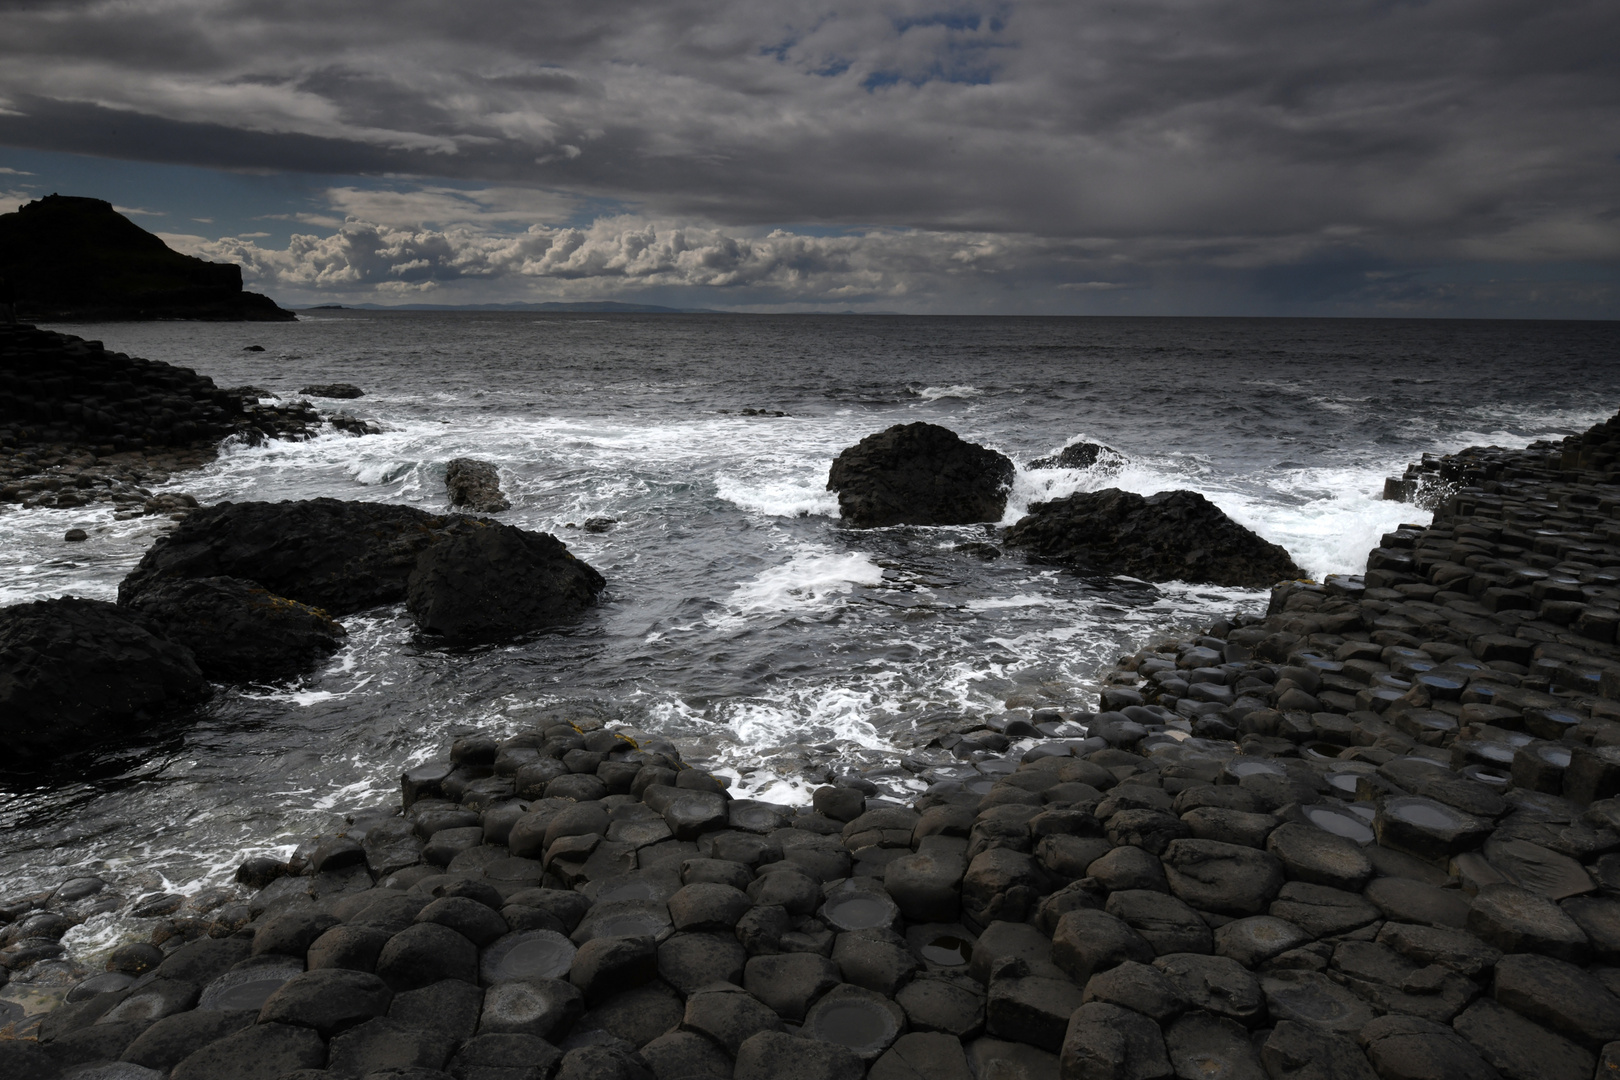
[1,0,1617,316]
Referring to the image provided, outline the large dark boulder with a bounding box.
[407,521,605,643]
[119,498,457,616]
[122,576,346,682]
[827,422,1015,527]
[1004,487,1305,587]
[118,498,605,643]
[0,597,210,762]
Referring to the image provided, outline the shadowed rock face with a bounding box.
[0,596,210,761]
[407,521,605,644]
[0,195,295,322]
[118,499,457,616]
[122,576,346,683]
[117,497,604,640]
[1004,487,1304,588]
[828,422,1015,528]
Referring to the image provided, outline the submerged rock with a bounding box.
[1004,487,1304,588]
[0,596,210,762]
[122,575,346,682]
[299,383,364,399]
[827,422,1015,528]
[1027,441,1126,474]
[445,457,511,514]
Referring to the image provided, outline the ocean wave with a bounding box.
[714,471,839,518]
[914,384,984,401]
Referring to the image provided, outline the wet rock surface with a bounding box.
[445,457,511,514]
[297,384,363,399]
[827,422,1015,527]
[121,576,347,683]
[1004,486,1306,588]
[1026,441,1125,474]
[406,521,606,644]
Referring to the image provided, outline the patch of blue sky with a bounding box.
[556,195,635,231]
[759,36,796,61]
[894,3,1013,36]
[756,223,879,238]
[862,47,1002,91]
[0,146,333,244]
[894,12,981,33]
[0,148,598,244]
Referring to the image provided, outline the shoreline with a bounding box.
[4,405,1620,1076]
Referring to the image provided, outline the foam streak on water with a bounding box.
[2,313,1617,933]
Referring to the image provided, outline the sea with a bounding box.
[3,312,1618,963]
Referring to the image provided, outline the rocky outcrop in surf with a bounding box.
[0,499,607,760]
[445,458,510,514]
[828,422,1015,527]
[1027,440,1126,474]
[299,383,364,399]
[0,324,369,513]
[408,521,606,644]
[1005,487,1306,588]
[119,498,604,636]
[118,499,461,616]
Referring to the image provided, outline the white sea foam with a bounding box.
[721,549,885,617]
[962,593,1060,612]
[915,384,984,401]
[997,446,1418,581]
[714,470,839,518]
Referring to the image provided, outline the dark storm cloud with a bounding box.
[1,0,1616,311]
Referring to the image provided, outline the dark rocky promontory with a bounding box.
[828,422,1015,527]
[1005,487,1306,589]
[0,195,294,322]
[1,323,349,515]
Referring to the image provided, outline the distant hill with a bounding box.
[0,195,295,322]
[328,300,723,314]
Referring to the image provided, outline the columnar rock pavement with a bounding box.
[11,415,1620,1077]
